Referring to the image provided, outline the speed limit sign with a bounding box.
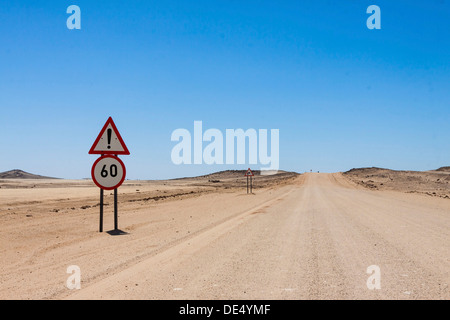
[91,155,126,190]
[89,117,130,232]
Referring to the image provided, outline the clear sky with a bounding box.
[0,1,449,179]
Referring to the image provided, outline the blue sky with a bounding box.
[0,1,449,179]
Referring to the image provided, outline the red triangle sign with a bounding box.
[244,168,254,176]
[89,117,130,155]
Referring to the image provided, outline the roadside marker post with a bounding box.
[244,168,254,194]
[89,117,130,232]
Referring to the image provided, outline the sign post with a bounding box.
[114,189,118,230]
[99,189,104,232]
[244,168,254,194]
[89,117,130,232]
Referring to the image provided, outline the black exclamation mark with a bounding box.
[107,128,112,149]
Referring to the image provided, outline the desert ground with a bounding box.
[0,169,448,300]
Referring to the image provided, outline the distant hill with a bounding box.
[344,167,392,175]
[343,166,450,199]
[0,170,58,179]
[345,166,450,174]
[174,169,293,180]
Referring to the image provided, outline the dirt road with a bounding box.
[1,173,448,299]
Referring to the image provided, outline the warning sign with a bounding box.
[89,117,130,155]
[244,168,254,177]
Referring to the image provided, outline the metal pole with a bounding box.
[114,188,118,230]
[247,176,249,194]
[250,176,253,194]
[99,189,104,232]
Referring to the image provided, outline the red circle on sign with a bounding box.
[91,155,126,190]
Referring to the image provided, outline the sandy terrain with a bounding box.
[343,167,450,199]
[0,171,448,300]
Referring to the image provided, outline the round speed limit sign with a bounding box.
[91,155,126,190]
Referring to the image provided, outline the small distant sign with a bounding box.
[244,168,254,177]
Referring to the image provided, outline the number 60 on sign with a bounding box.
[91,155,126,190]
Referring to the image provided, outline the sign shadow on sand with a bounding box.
[106,229,129,236]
